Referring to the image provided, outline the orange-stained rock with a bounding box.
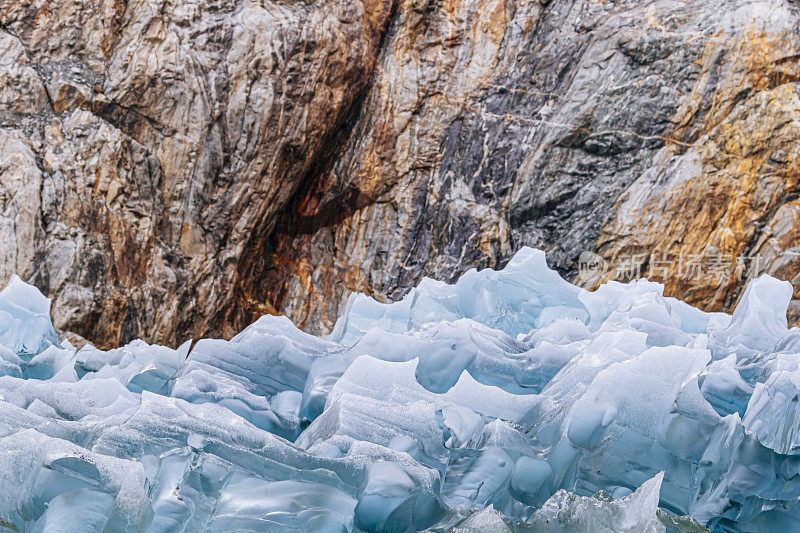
[595,19,800,317]
[269,0,800,334]
[0,0,393,347]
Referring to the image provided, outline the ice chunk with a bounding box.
[301,319,548,424]
[0,375,138,423]
[0,343,23,377]
[441,405,484,449]
[519,329,650,440]
[579,278,665,330]
[441,446,514,509]
[209,478,356,532]
[527,472,666,532]
[354,461,430,532]
[171,315,338,399]
[510,455,554,506]
[708,275,792,360]
[451,505,512,532]
[330,247,587,345]
[296,392,447,469]
[328,355,538,422]
[595,291,692,348]
[698,355,754,417]
[167,315,341,438]
[665,296,731,335]
[0,429,150,532]
[742,366,800,454]
[77,338,190,393]
[22,344,76,381]
[0,275,59,356]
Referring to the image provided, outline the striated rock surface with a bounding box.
[269,0,800,334]
[0,0,393,345]
[0,0,799,345]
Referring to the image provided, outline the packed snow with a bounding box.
[0,247,798,531]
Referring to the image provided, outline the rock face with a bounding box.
[1,0,799,346]
[0,0,393,345]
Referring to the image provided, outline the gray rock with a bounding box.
[0,0,799,344]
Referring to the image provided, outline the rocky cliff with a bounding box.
[1,0,799,347]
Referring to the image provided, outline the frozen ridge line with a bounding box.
[0,247,797,531]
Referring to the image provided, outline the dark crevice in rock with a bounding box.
[208,0,401,336]
[270,0,401,240]
[88,98,178,138]
[0,24,55,113]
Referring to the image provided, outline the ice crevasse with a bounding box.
[0,248,798,532]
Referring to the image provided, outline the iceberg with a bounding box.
[0,247,799,531]
[0,274,60,360]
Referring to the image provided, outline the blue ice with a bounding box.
[0,247,797,531]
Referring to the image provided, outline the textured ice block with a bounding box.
[0,274,60,356]
[1,249,800,531]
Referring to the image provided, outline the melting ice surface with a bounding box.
[1,248,799,531]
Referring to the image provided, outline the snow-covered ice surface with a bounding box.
[1,247,799,531]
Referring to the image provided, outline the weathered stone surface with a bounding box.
[269,0,800,334]
[1,0,799,345]
[594,3,800,315]
[0,0,393,346]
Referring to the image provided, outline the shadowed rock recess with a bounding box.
[1,0,799,346]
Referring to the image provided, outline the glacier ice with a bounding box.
[0,274,60,358]
[1,247,800,531]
